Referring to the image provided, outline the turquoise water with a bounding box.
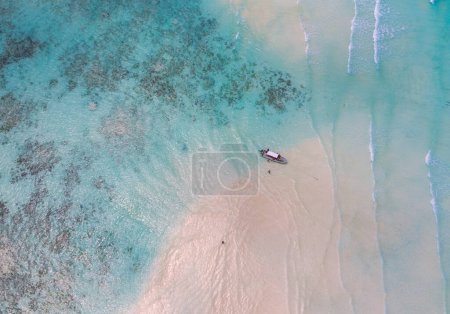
[0,1,310,312]
[0,0,449,313]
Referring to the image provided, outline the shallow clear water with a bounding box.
[0,0,449,313]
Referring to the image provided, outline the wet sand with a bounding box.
[130,139,375,313]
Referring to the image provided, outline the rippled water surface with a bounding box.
[0,0,449,313]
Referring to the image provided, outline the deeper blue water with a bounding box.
[0,0,449,313]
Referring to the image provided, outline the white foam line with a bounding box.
[425,150,439,240]
[369,121,376,208]
[304,30,310,57]
[347,0,357,74]
[296,0,310,58]
[368,118,387,313]
[373,0,381,65]
[425,149,445,285]
[425,150,431,166]
[369,120,374,163]
[424,151,449,312]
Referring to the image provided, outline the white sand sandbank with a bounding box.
[203,0,307,67]
[130,138,385,314]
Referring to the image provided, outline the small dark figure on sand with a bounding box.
[221,240,225,244]
[268,170,271,174]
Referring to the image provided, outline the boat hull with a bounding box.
[259,150,288,164]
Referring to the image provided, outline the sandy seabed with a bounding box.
[130,1,446,312]
[131,138,384,314]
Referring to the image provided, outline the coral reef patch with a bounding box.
[0,37,42,69]
[0,0,311,312]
